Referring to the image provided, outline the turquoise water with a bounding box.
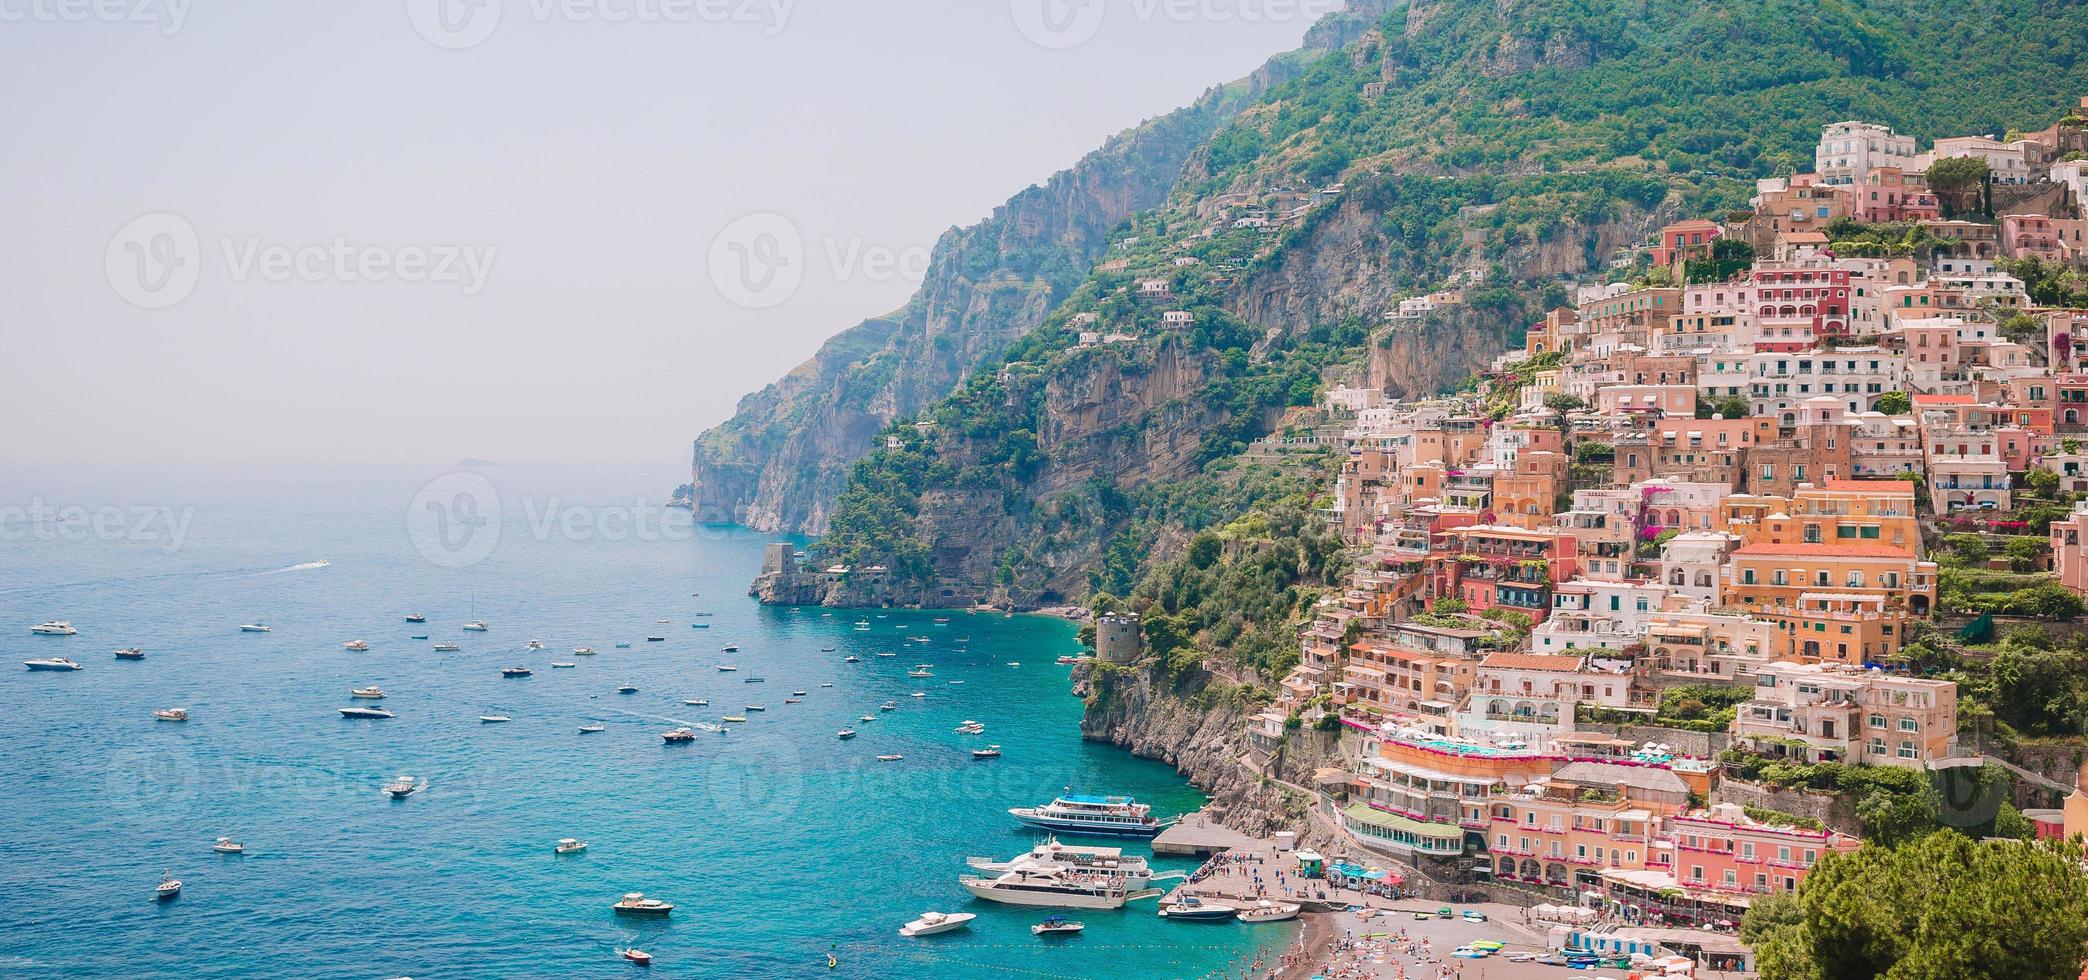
[0,464,1289,978]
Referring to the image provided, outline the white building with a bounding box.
[1815,121,1918,187]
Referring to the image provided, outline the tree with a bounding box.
[1872,390,1913,415]
[1698,393,1750,419]
[1927,156,1991,217]
[2025,467,2061,500]
[1747,833,2088,980]
[1543,392,1586,413]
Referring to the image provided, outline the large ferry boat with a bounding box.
[1009,794,1166,837]
[958,865,1160,909]
[965,837,1154,890]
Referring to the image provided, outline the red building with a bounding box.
[1752,266,1852,339]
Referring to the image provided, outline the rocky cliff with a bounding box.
[687,2,1398,534]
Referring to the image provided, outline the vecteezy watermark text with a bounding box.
[407,0,798,50]
[0,499,193,552]
[0,0,191,35]
[1008,0,1344,50]
[406,472,721,568]
[104,212,497,310]
[707,211,931,309]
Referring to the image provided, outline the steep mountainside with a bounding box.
[769,0,2088,608]
[687,3,1397,534]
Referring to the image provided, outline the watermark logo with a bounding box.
[0,0,191,35]
[103,214,498,309]
[0,499,193,552]
[407,472,503,568]
[1009,0,1344,49]
[706,211,932,309]
[407,0,504,49]
[409,0,796,49]
[105,211,201,310]
[1009,0,1105,49]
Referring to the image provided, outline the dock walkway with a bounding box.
[1151,813,1263,856]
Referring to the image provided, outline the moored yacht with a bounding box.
[966,838,1153,889]
[383,774,422,797]
[114,648,145,660]
[716,664,739,672]
[462,621,489,632]
[578,724,606,734]
[339,706,395,719]
[155,872,182,900]
[959,865,1153,909]
[500,667,532,678]
[1009,794,1165,837]
[972,745,1002,759]
[573,646,597,655]
[1236,900,1301,923]
[239,623,271,633]
[836,728,857,739]
[1156,895,1237,922]
[617,684,639,694]
[844,655,861,663]
[31,621,78,635]
[24,658,82,671]
[153,708,189,722]
[551,661,576,668]
[898,911,975,938]
[351,686,385,699]
[611,893,673,916]
[661,728,696,743]
[432,642,461,652]
[526,639,543,650]
[404,613,427,623]
[479,714,512,724]
[212,837,245,855]
[555,838,588,854]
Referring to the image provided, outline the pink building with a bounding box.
[2051,501,2088,596]
[1594,384,1696,417]
[1652,802,1862,897]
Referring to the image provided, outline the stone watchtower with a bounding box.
[761,542,793,576]
[1095,612,1143,664]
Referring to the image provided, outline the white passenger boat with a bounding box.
[23,658,82,671]
[153,707,189,722]
[155,872,182,900]
[1009,794,1165,837]
[31,621,78,635]
[555,838,588,854]
[972,745,1002,759]
[343,640,369,651]
[212,837,245,855]
[966,837,1153,889]
[351,686,386,699]
[611,893,673,916]
[1032,915,1084,936]
[959,866,1156,909]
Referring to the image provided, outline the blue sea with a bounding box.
[0,463,1291,979]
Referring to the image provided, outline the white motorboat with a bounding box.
[880,701,896,711]
[339,706,395,719]
[153,708,190,722]
[578,724,606,734]
[555,838,588,854]
[662,728,697,743]
[1032,916,1084,936]
[618,948,652,966]
[30,621,78,636]
[462,621,489,632]
[720,644,738,652]
[404,613,427,623]
[898,911,975,938]
[860,714,876,722]
[155,872,181,900]
[959,865,1153,909]
[617,684,639,694]
[432,642,460,652]
[1157,895,1238,921]
[684,698,709,706]
[955,721,985,734]
[383,774,422,798]
[1236,900,1302,923]
[211,837,245,855]
[876,754,903,762]
[721,715,748,723]
[479,715,512,724]
[351,686,386,699]
[966,838,1153,889]
[114,648,145,660]
[972,745,1002,759]
[343,640,369,651]
[551,661,577,668]
[526,639,544,649]
[611,893,673,917]
[836,728,857,739]
[24,658,82,671]
[910,692,926,699]
[844,655,861,663]
[573,646,597,656]
[716,664,739,672]
[239,623,271,633]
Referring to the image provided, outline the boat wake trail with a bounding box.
[253,559,333,575]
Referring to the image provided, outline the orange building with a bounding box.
[1726,542,1937,663]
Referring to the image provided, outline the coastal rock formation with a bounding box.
[686,2,1397,535]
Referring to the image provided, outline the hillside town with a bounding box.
[1086,105,2088,975]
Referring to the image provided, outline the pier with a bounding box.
[1150,811,1263,857]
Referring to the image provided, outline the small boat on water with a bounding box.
[880,701,896,711]
[339,706,395,719]
[661,728,696,743]
[462,621,489,632]
[745,705,766,712]
[614,643,631,649]
[860,714,876,722]
[239,623,271,633]
[820,682,833,688]
[432,642,460,652]
[411,634,429,640]
[618,948,652,966]
[836,729,857,739]
[526,639,544,650]
[343,640,369,651]
[555,838,588,854]
[1056,655,1082,665]
[32,621,78,635]
[907,668,933,678]
[716,664,739,672]
[1032,916,1084,936]
[656,619,670,624]
[721,715,748,723]
[791,690,807,696]
[211,837,244,855]
[617,684,639,694]
[645,636,664,643]
[844,655,860,663]
[153,708,189,723]
[404,613,427,623]
[501,667,533,678]
[690,623,709,629]
[551,661,577,668]
[351,686,386,699]
[784,698,802,705]
[1156,896,1236,922]
[899,911,975,937]
[933,617,950,624]
[383,775,422,798]
[574,646,596,655]
[820,646,835,652]
[114,648,145,660]
[910,692,926,699]
[720,644,739,652]
[876,754,903,762]
[155,871,181,900]
[24,658,82,671]
[683,698,709,706]
[479,715,512,724]
[611,893,673,917]
[972,745,1002,760]
[1236,900,1301,923]
[578,724,606,734]
[955,721,984,734]
[744,677,765,684]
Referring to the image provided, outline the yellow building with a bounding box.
[1718,480,1920,553]
[1726,542,1937,664]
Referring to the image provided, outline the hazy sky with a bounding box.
[0,0,1326,468]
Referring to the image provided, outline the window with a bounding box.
[1869,737,1886,755]
[1899,717,1919,732]
[1898,740,1918,759]
[1869,714,1885,728]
